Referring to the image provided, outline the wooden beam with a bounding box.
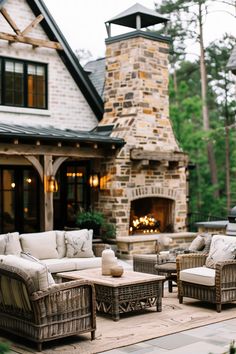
[21,14,44,36]
[0,143,108,158]
[24,155,44,182]
[130,148,188,163]
[0,31,63,50]
[0,7,21,35]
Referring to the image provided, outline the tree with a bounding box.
[155,0,235,200]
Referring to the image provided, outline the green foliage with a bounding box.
[76,210,116,241]
[0,342,10,354]
[168,34,236,217]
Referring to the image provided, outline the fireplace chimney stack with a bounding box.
[98,3,189,240]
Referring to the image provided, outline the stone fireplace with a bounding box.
[97,4,192,256]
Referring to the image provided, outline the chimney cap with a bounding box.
[105,3,169,30]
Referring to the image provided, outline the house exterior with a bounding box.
[0,0,190,255]
[0,0,124,234]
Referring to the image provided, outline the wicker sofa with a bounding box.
[177,234,236,312]
[0,262,96,351]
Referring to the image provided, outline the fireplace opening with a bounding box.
[129,197,174,234]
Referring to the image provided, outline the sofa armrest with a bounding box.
[30,279,96,327]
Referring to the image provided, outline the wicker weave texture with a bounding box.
[0,263,96,351]
[133,255,158,275]
[94,280,162,321]
[176,253,236,312]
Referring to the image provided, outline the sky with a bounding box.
[43,0,236,61]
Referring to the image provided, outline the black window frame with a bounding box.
[0,57,48,109]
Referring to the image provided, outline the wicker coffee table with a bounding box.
[57,269,165,321]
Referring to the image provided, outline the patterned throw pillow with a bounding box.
[188,234,205,252]
[65,229,94,258]
[21,252,55,286]
[205,235,236,269]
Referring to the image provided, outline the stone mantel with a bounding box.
[116,232,196,243]
[116,232,197,259]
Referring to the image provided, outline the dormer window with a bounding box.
[0,57,47,109]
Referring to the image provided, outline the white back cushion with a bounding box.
[205,235,236,269]
[20,231,59,260]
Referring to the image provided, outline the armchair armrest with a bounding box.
[176,253,207,281]
[30,279,96,328]
[215,260,236,287]
[176,253,207,271]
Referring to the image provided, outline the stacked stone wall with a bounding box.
[99,34,188,239]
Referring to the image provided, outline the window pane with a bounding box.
[5,60,24,106]
[27,64,46,108]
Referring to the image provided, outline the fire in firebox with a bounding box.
[132,214,161,234]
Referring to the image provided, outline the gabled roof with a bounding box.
[0,123,125,147]
[0,0,104,119]
[106,3,169,29]
[84,58,106,99]
[227,45,236,74]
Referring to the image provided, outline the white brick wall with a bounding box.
[0,0,98,131]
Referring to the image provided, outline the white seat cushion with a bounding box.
[74,257,101,270]
[180,266,216,286]
[42,257,102,273]
[42,258,78,273]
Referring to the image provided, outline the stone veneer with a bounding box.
[98,31,188,243]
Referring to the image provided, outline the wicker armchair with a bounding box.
[0,263,96,351]
[176,252,236,312]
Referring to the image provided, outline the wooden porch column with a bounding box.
[44,155,54,231]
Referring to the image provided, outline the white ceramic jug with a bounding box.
[101,248,117,275]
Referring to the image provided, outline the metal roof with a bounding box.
[227,45,236,74]
[0,123,125,147]
[106,3,169,29]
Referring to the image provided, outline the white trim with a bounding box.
[0,105,51,116]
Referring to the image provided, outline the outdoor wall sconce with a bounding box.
[89,173,100,189]
[47,176,58,193]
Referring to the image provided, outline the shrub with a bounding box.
[76,210,116,241]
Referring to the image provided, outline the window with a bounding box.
[0,57,47,109]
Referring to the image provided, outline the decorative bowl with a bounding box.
[110,265,124,277]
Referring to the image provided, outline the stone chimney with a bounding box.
[98,3,189,243]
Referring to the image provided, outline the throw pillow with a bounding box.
[65,229,94,258]
[21,252,55,287]
[20,231,59,260]
[205,235,236,269]
[188,234,205,252]
[5,232,21,256]
[202,233,213,253]
[0,235,6,254]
